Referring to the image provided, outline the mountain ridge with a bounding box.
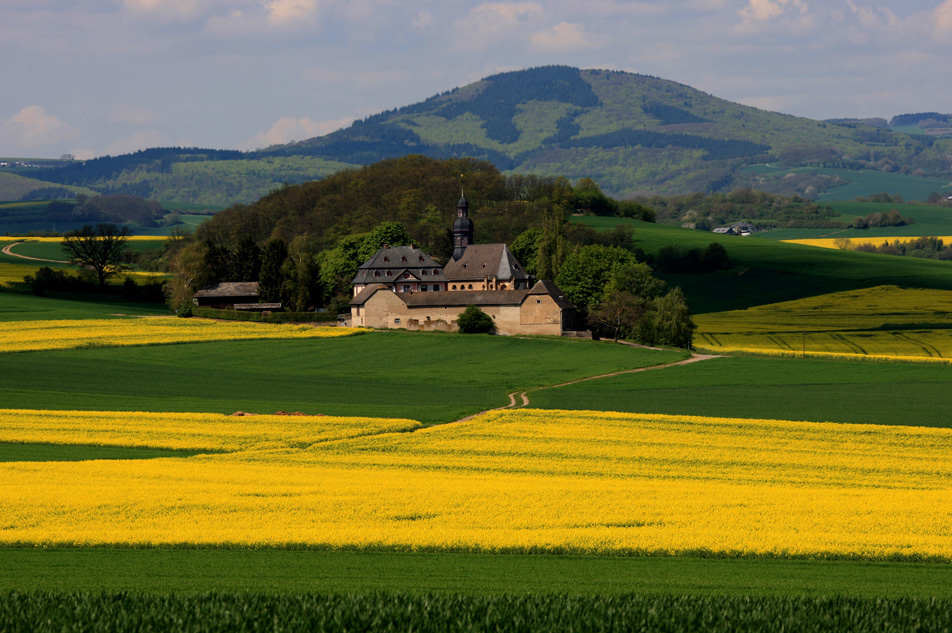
[5,66,952,205]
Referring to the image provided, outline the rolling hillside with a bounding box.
[8,67,952,206]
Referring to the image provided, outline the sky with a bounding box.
[1,0,950,159]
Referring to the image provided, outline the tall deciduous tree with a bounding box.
[652,287,696,349]
[588,290,647,342]
[555,244,636,314]
[283,235,321,311]
[61,223,132,287]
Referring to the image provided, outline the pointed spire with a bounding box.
[458,174,468,217]
[453,174,474,261]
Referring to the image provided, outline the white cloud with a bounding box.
[936,0,952,34]
[118,0,226,22]
[740,0,808,23]
[452,2,543,51]
[240,116,351,150]
[529,22,603,52]
[0,106,80,152]
[555,0,666,18]
[265,0,321,26]
[412,11,435,30]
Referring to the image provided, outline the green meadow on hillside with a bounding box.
[6,238,166,261]
[0,291,167,320]
[0,331,686,425]
[530,355,952,428]
[571,217,952,313]
[742,165,952,202]
[692,285,952,362]
[760,201,952,240]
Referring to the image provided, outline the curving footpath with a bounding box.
[454,352,719,423]
[1,241,69,264]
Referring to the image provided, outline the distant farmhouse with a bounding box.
[351,194,576,335]
[712,221,761,236]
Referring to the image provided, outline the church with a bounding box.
[350,194,576,336]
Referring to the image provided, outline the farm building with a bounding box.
[350,193,577,335]
[193,281,270,310]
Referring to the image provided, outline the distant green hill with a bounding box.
[11,66,952,205]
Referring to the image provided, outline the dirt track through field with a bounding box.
[1,242,68,264]
[453,352,719,423]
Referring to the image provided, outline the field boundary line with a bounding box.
[452,351,719,423]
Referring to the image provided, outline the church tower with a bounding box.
[452,190,474,261]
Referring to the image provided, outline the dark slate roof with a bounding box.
[193,281,259,298]
[401,289,530,307]
[350,281,575,311]
[352,245,449,285]
[443,244,529,282]
[527,280,576,310]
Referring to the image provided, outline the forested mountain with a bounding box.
[8,66,952,205]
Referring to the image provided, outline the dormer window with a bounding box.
[383,257,389,262]
[419,256,424,262]
[386,271,392,276]
[374,271,380,277]
[401,256,407,262]
[421,270,427,276]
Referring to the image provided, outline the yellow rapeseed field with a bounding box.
[0,409,421,452]
[0,318,363,353]
[783,236,952,249]
[2,408,951,560]
[695,285,952,361]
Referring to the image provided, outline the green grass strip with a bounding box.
[4,549,952,598]
[0,442,205,462]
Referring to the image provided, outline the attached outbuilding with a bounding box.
[192,281,262,309]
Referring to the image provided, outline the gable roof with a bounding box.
[527,279,576,310]
[401,289,530,307]
[350,283,390,306]
[193,281,259,298]
[352,245,449,285]
[443,244,529,282]
[350,280,576,312]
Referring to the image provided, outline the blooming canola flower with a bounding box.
[2,408,951,560]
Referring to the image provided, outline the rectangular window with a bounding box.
[421,285,428,292]
[394,318,401,324]
[432,284,440,291]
